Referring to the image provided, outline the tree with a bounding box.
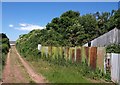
[79,14,98,40]
[114,9,120,29]
[66,23,85,46]
[60,10,80,18]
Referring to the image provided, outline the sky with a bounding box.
[2,2,118,41]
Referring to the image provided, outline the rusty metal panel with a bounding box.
[97,47,105,71]
[48,46,52,57]
[62,47,65,59]
[52,47,59,59]
[72,48,75,62]
[52,47,55,59]
[58,47,63,59]
[56,47,60,59]
[76,48,81,63]
[66,47,69,61]
[81,47,86,63]
[69,48,72,61]
[59,47,63,59]
[41,46,45,58]
[84,47,89,65]
[75,47,77,61]
[90,47,97,70]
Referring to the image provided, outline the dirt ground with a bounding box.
[2,46,46,83]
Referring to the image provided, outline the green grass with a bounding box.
[0,57,2,81]
[0,53,6,80]
[28,58,91,83]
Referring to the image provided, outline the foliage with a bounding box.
[0,33,10,66]
[16,9,120,82]
[17,9,120,48]
[106,44,120,53]
[113,9,120,29]
[0,33,10,80]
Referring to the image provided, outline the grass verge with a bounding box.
[27,58,92,83]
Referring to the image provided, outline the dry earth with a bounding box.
[2,46,46,84]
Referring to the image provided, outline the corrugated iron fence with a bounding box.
[83,28,120,47]
[41,46,106,71]
[110,53,120,83]
[40,46,120,83]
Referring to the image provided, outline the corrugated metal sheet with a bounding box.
[52,47,58,59]
[43,47,48,57]
[118,54,120,85]
[81,47,86,63]
[59,47,63,59]
[75,47,77,61]
[76,48,81,63]
[63,47,66,59]
[97,47,105,71]
[84,47,89,65]
[69,48,72,60]
[111,53,120,83]
[66,47,69,61]
[83,28,120,47]
[72,48,75,63]
[48,46,52,57]
[41,46,106,71]
[90,47,97,70]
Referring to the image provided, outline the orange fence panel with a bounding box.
[90,47,97,70]
[97,47,105,71]
[84,47,89,65]
[76,48,81,63]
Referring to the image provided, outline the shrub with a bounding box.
[106,44,120,53]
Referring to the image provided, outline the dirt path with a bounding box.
[2,46,46,83]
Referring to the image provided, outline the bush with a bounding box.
[106,44,120,53]
[2,44,9,54]
[0,33,10,69]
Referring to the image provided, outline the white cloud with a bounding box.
[9,24,14,28]
[19,23,28,27]
[15,23,45,31]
